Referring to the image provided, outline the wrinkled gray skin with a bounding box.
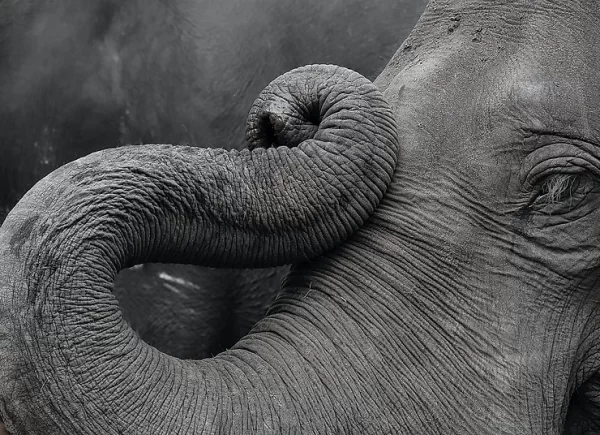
[2,0,600,433]
[0,0,427,360]
[0,64,400,434]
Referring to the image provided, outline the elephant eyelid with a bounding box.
[521,138,600,190]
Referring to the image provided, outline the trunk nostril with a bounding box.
[249,113,281,149]
[302,100,321,127]
[246,65,354,151]
[246,100,320,150]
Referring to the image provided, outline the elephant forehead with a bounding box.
[385,14,600,156]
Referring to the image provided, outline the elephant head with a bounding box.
[3,0,600,433]
[371,0,600,431]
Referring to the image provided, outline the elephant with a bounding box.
[3,0,600,433]
[0,0,428,359]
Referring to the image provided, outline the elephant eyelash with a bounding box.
[529,173,591,215]
[535,174,579,205]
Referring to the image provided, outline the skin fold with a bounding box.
[0,0,428,360]
[3,0,600,434]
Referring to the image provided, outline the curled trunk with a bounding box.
[0,65,398,433]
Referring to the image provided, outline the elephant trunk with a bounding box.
[0,65,398,433]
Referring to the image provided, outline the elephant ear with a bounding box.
[0,64,399,434]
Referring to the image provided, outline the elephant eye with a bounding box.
[530,173,591,215]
